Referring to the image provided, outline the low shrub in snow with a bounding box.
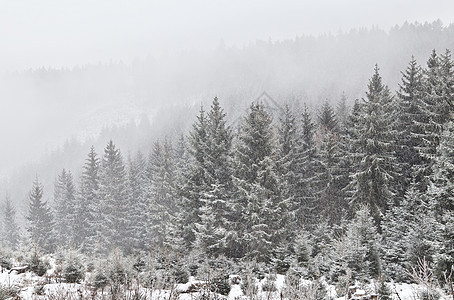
[418,288,441,300]
[0,284,20,300]
[28,251,50,277]
[210,274,231,296]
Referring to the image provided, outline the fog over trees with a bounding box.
[1,3,454,298]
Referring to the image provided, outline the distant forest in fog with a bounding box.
[1,20,454,217]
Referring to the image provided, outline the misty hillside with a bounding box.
[1,42,454,299]
[2,21,454,208]
[1,21,454,176]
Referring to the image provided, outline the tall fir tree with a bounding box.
[293,104,319,228]
[195,97,234,257]
[147,139,177,249]
[1,194,19,249]
[276,104,299,220]
[418,50,451,170]
[314,101,346,224]
[429,120,454,280]
[127,151,149,251]
[395,56,429,194]
[232,102,292,262]
[336,93,350,131]
[343,205,381,282]
[54,169,76,247]
[348,65,398,226]
[27,177,54,252]
[76,146,100,253]
[98,140,130,253]
[178,106,209,249]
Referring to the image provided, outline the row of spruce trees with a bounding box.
[2,48,454,285]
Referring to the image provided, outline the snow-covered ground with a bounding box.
[1,262,451,300]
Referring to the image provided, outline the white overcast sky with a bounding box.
[1,0,454,71]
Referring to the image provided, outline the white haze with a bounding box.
[0,0,454,178]
[1,0,454,71]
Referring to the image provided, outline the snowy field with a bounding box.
[0,262,450,300]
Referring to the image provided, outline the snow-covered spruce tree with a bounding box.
[127,151,149,251]
[54,169,76,247]
[404,184,436,271]
[429,120,454,281]
[336,93,350,130]
[308,220,335,278]
[98,140,130,253]
[27,177,54,252]
[75,146,100,253]
[293,104,319,229]
[381,190,413,282]
[344,205,381,282]
[2,194,19,249]
[195,183,229,258]
[165,134,187,254]
[417,50,453,175]
[147,139,177,249]
[272,103,301,271]
[178,106,209,249]
[195,97,234,258]
[314,101,347,224]
[347,65,398,226]
[382,178,437,282]
[276,104,298,190]
[232,102,292,262]
[394,56,429,194]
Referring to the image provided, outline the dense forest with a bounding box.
[1,20,454,181]
[1,47,454,299]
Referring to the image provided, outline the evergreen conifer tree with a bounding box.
[27,177,54,252]
[127,151,149,250]
[344,205,381,282]
[76,146,100,253]
[429,120,454,280]
[395,57,429,193]
[54,169,76,247]
[293,104,319,228]
[98,140,130,253]
[348,65,398,226]
[232,102,291,262]
[147,139,177,249]
[1,194,19,249]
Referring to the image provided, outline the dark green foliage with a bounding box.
[261,278,277,292]
[76,146,100,254]
[148,139,177,249]
[232,102,292,262]
[377,280,392,300]
[0,284,19,300]
[63,253,85,283]
[395,57,428,193]
[33,285,45,296]
[418,289,441,300]
[54,169,77,247]
[93,270,109,290]
[0,257,11,270]
[98,141,130,252]
[28,251,50,277]
[127,151,149,251]
[27,177,54,252]
[344,206,381,281]
[133,255,146,272]
[172,267,189,284]
[210,275,231,296]
[347,65,397,226]
[64,262,84,283]
[1,195,19,250]
[189,264,199,276]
